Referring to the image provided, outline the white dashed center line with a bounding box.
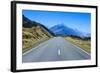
[58,49,61,55]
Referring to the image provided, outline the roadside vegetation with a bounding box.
[22,15,54,53]
[64,35,91,53]
[22,27,53,53]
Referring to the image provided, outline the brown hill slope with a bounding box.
[22,15,53,53]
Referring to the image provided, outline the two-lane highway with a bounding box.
[22,37,90,63]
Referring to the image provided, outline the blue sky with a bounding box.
[23,10,91,33]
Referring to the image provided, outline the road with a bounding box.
[22,37,90,63]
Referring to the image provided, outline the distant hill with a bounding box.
[50,24,90,37]
[22,15,53,53]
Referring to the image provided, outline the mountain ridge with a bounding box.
[50,24,90,37]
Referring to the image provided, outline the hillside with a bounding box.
[22,15,53,53]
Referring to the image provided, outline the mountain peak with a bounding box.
[50,24,83,36]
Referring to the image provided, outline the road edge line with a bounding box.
[66,41,91,56]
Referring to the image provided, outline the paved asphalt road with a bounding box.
[22,37,90,63]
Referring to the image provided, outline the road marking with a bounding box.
[58,49,61,55]
[23,48,35,56]
[23,40,50,55]
[66,41,90,56]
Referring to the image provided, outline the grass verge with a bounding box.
[22,37,51,54]
[64,36,91,53]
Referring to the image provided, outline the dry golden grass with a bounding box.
[22,38,50,53]
[64,37,91,53]
[22,26,53,53]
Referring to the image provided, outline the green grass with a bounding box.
[64,37,91,53]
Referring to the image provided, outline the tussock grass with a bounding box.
[22,38,50,53]
[22,26,53,53]
[64,37,91,53]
